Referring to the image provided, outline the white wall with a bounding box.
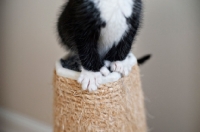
[0,0,200,132]
[137,0,200,132]
[0,0,65,125]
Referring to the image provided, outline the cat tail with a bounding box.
[137,54,151,66]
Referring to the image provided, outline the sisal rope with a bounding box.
[53,65,147,132]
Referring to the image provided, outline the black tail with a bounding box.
[137,54,151,66]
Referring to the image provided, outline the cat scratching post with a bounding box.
[53,60,147,132]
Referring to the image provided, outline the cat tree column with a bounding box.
[53,60,147,132]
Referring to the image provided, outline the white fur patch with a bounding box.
[100,60,112,76]
[104,60,111,67]
[91,0,134,56]
[78,68,102,92]
[110,52,137,76]
[100,66,110,76]
[56,60,122,86]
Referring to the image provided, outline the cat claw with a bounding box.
[78,68,102,92]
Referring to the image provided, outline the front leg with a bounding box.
[104,7,141,76]
[104,30,138,76]
[77,42,104,91]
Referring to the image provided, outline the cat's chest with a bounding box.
[92,0,134,55]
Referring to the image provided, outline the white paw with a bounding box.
[111,62,130,76]
[78,68,102,92]
[111,53,137,76]
[100,60,111,76]
[100,66,110,76]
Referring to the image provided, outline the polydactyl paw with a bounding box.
[78,68,102,92]
[111,53,137,76]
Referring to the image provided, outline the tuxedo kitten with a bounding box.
[57,0,143,91]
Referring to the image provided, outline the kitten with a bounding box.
[57,0,143,91]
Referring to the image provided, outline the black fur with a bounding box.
[60,54,151,72]
[57,0,143,72]
[104,0,142,61]
[137,54,151,65]
[60,55,81,72]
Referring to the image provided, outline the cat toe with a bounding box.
[82,78,90,90]
[110,60,132,76]
[123,68,129,76]
[110,53,137,76]
[88,83,98,92]
[100,66,110,76]
[78,69,102,92]
[111,61,123,73]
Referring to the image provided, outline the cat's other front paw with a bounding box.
[111,61,130,76]
[78,68,102,92]
[111,53,137,76]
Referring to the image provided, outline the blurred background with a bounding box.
[0,0,200,132]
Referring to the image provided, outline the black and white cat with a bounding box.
[57,0,144,91]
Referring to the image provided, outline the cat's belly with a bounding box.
[92,0,134,56]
